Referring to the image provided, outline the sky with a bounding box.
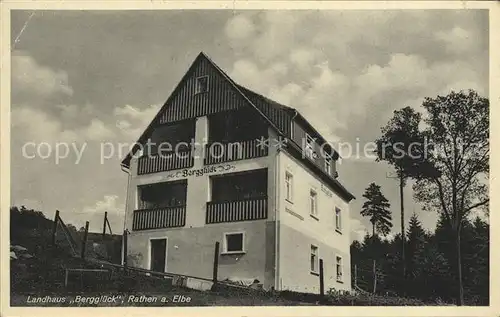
[10,9,489,241]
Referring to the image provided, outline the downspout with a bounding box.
[120,163,131,266]
[274,145,281,291]
[274,110,298,290]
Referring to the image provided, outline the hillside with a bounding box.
[9,206,444,306]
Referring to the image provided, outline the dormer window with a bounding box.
[305,134,315,160]
[325,155,332,174]
[195,76,209,94]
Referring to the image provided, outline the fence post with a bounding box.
[80,221,89,259]
[102,211,108,238]
[319,259,324,296]
[213,241,220,284]
[51,210,60,246]
[123,229,128,269]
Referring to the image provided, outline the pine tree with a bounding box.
[406,213,426,278]
[361,183,393,238]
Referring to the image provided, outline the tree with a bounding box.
[375,106,424,277]
[411,90,489,305]
[406,213,426,279]
[361,183,393,237]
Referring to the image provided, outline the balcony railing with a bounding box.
[206,197,268,224]
[132,206,186,231]
[204,139,269,165]
[137,150,193,175]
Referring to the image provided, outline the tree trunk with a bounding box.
[456,224,464,305]
[372,259,377,293]
[372,222,375,237]
[399,175,406,278]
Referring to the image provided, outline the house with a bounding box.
[120,52,355,293]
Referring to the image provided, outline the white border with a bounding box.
[1,1,499,317]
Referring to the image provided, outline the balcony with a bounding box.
[137,150,193,175]
[204,139,268,165]
[132,206,186,231]
[206,197,268,224]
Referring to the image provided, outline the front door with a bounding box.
[150,238,167,272]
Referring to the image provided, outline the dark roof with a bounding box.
[120,52,354,201]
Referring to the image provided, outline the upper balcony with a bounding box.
[137,119,195,175]
[204,108,269,165]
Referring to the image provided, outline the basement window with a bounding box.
[195,76,209,94]
[223,232,245,254]
[336,256,343,282]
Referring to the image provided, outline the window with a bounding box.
[310,245,319,273]
[325,156,332,174]
[336,256,343,282]
[305,134,315,159]
[310,190,318,217]
[223,232,245,254]
[335,207,342,232]
[195,76,209,94]
[285,172,293,202]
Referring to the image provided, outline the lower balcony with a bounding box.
[132,206,186,231]
[206,197,268,224]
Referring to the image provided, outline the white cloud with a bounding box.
[225,14,255,40]
[82,195,123,215]
[114,104,160,140]
[435,26,474,54]
[12,106,79,143]
[83,119,116,141]
[350,217,368,242]
[289,48,321,70]
[12,53,73,99]
[79,195,125,232]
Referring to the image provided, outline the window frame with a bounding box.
[335,207,342,233]
[222,231,246,255]
[305,134,316,160]
[310,244,319,274]
[309,189,318,219]
[336,255,343,282]
[195,75,209,95]
[325,155,332,174]
[285,171,294,203]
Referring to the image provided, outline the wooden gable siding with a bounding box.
[158,57,250,124]
[291,121,337,178]
[237,86,293,137]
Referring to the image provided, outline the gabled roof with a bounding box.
[120,52,354,201]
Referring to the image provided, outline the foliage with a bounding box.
[351,215,489,305]
[374,89,489,305]
[375,106,425,180]
[360,183,393,237]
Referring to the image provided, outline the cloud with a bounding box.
[225,14,255,40]
[350,217,368,242]
[114,104,160,140]
[83,119,116,141]
[12,52,73,101]
[435,26,475,54]
[11,106,79,143]
[78,195,125,232]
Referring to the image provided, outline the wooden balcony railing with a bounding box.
[137,150,193,175]
[206,197,268,224]
[204,139,269,165]
[132,206,186,231]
